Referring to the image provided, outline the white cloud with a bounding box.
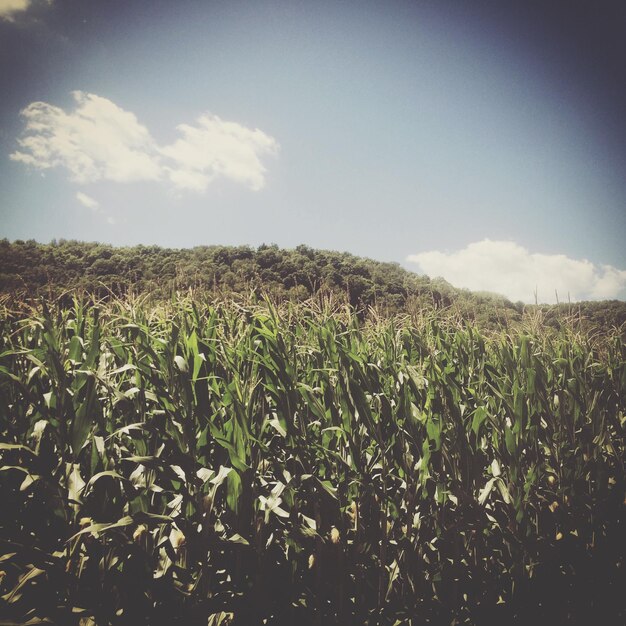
[76,191,99,211]
[0,0,50,21]
[11,92,161,184]
[407,239,626,303]
[11,92,279,193]
[75,191,119,225]
[161,114,279,192]
[0,0,31,20]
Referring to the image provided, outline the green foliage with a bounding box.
[0,239,526,322]
[0,295,624,625]
[3,239,624,334]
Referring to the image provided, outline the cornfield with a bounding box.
[1,296,624,625]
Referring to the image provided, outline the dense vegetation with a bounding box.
[3,239,625,333]
[0,239,449,308]
[1,295,624,625]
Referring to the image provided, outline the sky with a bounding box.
[1,0,625,303]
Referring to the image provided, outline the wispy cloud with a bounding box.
[75,190,118,224]
[161,114,279,192]
[11,91,279,192]
[407,239,626,303]
[11,92,161,184]
[75,191,99,211]
[0,0,50,21]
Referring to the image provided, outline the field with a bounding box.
[1,295,624,625]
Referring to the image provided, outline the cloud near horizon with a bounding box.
[10,91,279,192]
[407,240,626,303]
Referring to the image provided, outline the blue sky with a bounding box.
[1,0,625,302]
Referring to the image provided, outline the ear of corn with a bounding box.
[0,295,624,624]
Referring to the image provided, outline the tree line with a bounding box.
[1,238,624,331]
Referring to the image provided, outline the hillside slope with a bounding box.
[1,238,624,329]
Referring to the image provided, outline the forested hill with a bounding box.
[0,238,516,311]
[1,239,625,329]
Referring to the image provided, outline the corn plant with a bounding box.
[0,296,624,625]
